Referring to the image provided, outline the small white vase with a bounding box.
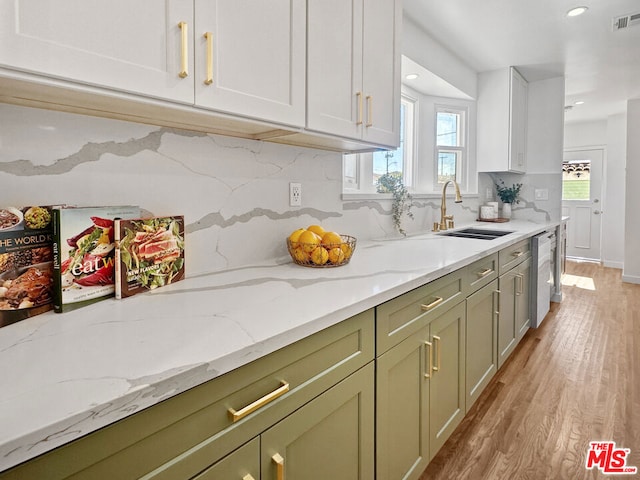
[502,202,512,219]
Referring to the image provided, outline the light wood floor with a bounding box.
[420,260,640,480]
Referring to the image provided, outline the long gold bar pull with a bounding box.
[477,268,493,278]
[228,381,289,422]
[366,95,373,127]
[272,453,285,480]
[203,32,213,85]
[494,289,500,317]
[178,21,189,78]
[356,92,363,125]
[242,475,256,480]
[424,341,433,378]
[432,335,441,372]
[421,296,444,311]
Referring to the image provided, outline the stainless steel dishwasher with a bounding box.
[530,231,552,327]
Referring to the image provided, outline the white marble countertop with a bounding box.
[0,219,558,471]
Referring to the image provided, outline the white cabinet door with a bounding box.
[194,0,306,127]
[307,0,400,148]
[361,0,400,147]
[509,68,528,173]
[307,0,363,139]
[0,0,194,104]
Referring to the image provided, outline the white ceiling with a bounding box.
[403,0,640,124]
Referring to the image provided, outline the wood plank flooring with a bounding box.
[420,261,640,480]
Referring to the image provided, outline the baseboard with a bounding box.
[551,293,563,303]
[603,260,624,269]
[622,274,640,285]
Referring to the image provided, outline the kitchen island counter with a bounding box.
[0,220,558,471]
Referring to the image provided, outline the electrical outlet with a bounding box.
[486,187,493,200]
[290,183,302,207]
[534,188,549,201]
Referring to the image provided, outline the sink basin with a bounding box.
[439,228,514,240]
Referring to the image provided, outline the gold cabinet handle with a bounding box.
[432,335,441,372]
[178,21,189,78]
[356,92,363,125]
[511,251,524,258]
[203,32,213,85]
[243,475,256,480]
[272,453,285,480]
[493,289,500,317]
[421,296,444,311]
[476,268,493,278]
[365,95,373,127]
[228,381,289,422]
[424,341,433,378]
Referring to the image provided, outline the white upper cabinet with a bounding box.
[0,0,194,104]
[194,0,306,127]
[307,0,400,149]
[477,67,528,173]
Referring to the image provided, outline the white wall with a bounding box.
[564,120,607,149]
[527,77,565,174]
[623,99,640,283]
[402,14,477,99]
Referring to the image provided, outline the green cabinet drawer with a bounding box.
[498,238,531,274]
[192,438,259,480]
[0,310,374,480]
[376,270,465,355]
[464,253,498,295]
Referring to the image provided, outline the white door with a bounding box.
[0,0,194,103]
[562,148,604,261]
[194,0,306,127]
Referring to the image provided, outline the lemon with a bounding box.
[307,224,326,237]
[310,246,329,265]
[288,228,306,248]
[321,231,342,248]
[340,243,353,260]
[292,246,309,263]
[328,247,345,265]
[298,230,321,253]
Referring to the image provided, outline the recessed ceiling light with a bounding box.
[575,100,585,105]
[567,6,588,17]
[405,73,419,80]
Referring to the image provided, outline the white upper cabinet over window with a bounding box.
[477,67,528,173]
[194,0,306,127]
[0,0,194,104]
[307,0,400,149]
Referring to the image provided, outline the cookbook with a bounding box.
[0,206,54,327]
[52,205,140,313]
[114,216,185,299]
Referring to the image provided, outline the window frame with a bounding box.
[434,104,467,190]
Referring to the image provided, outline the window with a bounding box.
[343,95,415,194]
[435,106,466,186]
[562,160,590,200]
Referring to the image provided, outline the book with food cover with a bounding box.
[114,216,185,299]
[52,205,140,313]
[0,206,54,328]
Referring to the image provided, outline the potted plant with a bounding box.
[495,180,522,219]
[377,171,414,236]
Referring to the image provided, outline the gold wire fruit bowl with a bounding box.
[286,235,356,268]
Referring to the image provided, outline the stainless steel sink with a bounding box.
[439,228,514,240]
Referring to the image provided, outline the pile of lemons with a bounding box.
[287,225,354,266]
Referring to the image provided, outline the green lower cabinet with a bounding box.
[465,279,499,412]
[498,257,531,368]
[376,302,466,480]
[193,438,260,480]
[428,302,466,459]
[261,363,375,480]
[376,325,430,480]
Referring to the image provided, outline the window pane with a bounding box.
[437,151,457,184]
[373,102,406,184]
[436,112,460,147]
[562,160,590,200]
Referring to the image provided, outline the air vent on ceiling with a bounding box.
[613,12,640,30]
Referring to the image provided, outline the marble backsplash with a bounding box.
[1,104,484,274]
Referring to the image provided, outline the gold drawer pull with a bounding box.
[178,21,189,78]
[228,381,289,422]
[424,341,433,378]
[203,32,214,85]
[243,475,256,480]
[273,453,285,480]
[421,296,444,311]
[511,251,524,258]
[432,335,441,372]
[476,268,493,278]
